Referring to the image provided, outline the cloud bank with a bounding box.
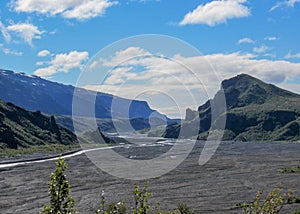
[83,47,300,117]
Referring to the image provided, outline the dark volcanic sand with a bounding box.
[0,141,300,213]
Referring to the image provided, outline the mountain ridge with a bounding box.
[220,74,300,109]
[163,73,300,142]
[0,69,167,121]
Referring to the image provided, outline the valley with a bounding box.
[1,1,300,213]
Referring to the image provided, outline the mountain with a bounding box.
[0,69,167,121]
[0,99,78,150]
[163,74,300,142]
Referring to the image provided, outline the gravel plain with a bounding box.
[0,141,300,213]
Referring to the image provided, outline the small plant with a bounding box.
[95,182,153,214]
[106,201,127,214]
[176,203,193,214]
[133,182,153,214]
[96,191,106,214]
[40,157,76,214]
[96,190,127,214]
[236,185,298,214]
[95,183,193,214]
[279,166,300,173]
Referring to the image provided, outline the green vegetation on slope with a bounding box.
[0,144,80,158]
[0,99,78,151]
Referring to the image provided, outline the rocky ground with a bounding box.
[0,141,300,213]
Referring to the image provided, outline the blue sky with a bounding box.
[1,0,300,117]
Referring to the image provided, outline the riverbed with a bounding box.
[0,140,300,213]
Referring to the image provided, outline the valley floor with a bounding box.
[0,141,300,213]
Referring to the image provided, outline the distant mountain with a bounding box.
[55,115,174,134]
[0,99,77,149]
[0,69,167,121]
[163,74,300,142]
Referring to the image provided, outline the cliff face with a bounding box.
[163,74,300,142]
[0,99,78,149]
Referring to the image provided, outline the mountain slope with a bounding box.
[163,74,300,141]
[0,69,167,121]
[0,99,78,149]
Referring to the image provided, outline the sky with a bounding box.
[0,0,300,118]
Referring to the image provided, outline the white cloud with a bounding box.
[84,83,201,118]
[63,0,117,19]
[10,0,118,20]
[128,0,160,3]
[33,67,57,77]
[102,47,151,67]
[34,51,89,77]
[105,67,136,84]
[179,0,250,26]
[279,83,300,94]
[286,0,300,6]
[2,48,23,56]
[49,30,57,35]
[238,37,254,44]
[270,0,300,11]
[99,47,300,86]
[86,60,99,71]
[0,44,23,56]
[96,46,300,84]
[184,53,300,84]
[6,23,43,46]
[83,47,300,117]
[36,61,47,66]
[0,21,11,43]
[253,45,271,53]
[263,53,276,58]
[285,52,300,59]
[38,49,51,57]
[264,36,279,41]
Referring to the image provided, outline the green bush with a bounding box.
[132,182,152,214]
[40,157,76,214]
[236,185,298,214]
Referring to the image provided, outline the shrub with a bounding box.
[133,182,152,214]
[236,185,298,214]
[40,157,76,214]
